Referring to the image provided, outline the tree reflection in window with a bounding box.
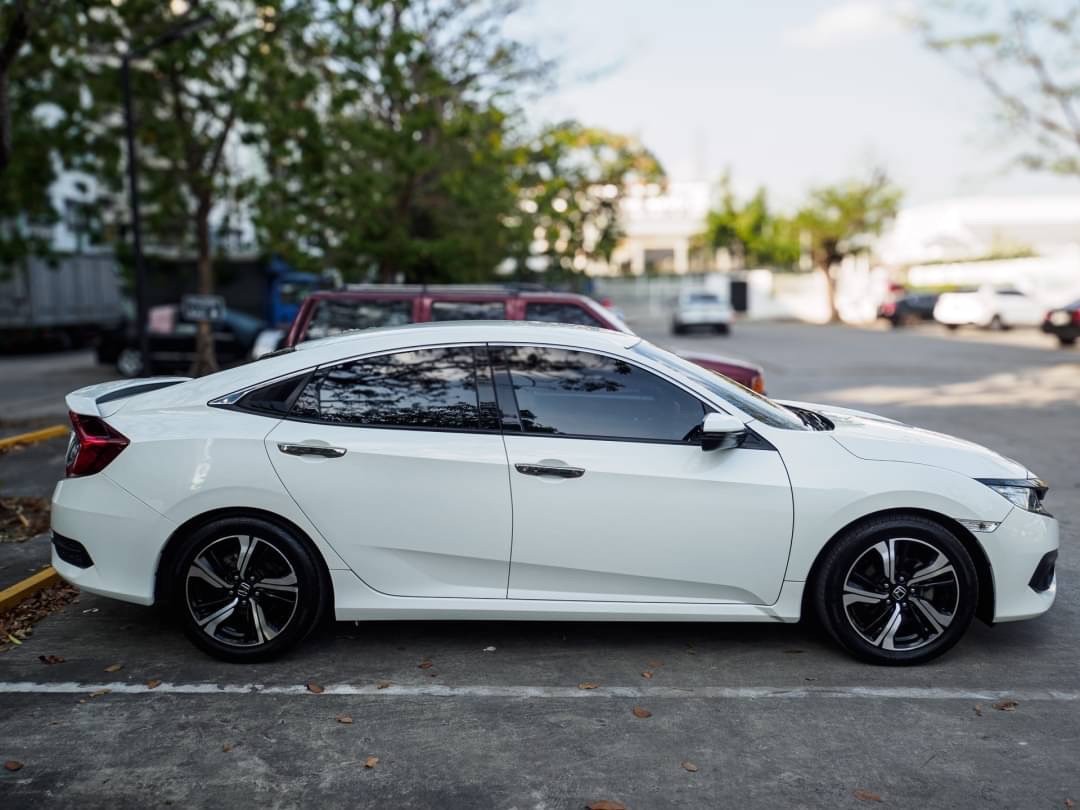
[293,348,481,430]
[502,347,704,441]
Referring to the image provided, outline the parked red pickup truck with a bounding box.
[282,287,766,392]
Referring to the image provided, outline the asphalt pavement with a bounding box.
[0,321,1078,808]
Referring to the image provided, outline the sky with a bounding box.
[512,0,1080,209]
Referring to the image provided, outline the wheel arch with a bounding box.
[154,506,335,609]
[802,507,995,625]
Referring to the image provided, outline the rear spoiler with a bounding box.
[65,377,191,418]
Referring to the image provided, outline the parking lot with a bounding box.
[1,321,1078,808]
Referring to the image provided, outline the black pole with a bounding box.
[121,55,151,376]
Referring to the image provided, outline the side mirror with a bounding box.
[700,412,747,451]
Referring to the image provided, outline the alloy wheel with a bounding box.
[842,537,960,652]
[186,535,300,648]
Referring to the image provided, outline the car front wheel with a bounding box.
[172,517,327,662]
[814,515,978,665]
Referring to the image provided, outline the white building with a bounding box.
[877,195,1080,266]
[605,181,712,275]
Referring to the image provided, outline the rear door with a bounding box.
[494,345,794,604]
[266,345,513,599]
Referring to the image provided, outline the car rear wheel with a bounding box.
[1058,336,1077,347]
[172,517,327,662]
[813,515,978,665]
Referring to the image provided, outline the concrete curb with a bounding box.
[0,566,59,614]
[0,425,68,451]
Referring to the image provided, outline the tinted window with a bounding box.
[239,374,309,416]
[430,300,505,321]
[524,302,605,328]
[292,348,482,430]
[304,298,413,340]
[501,346,705,442]
[686,293,721,304]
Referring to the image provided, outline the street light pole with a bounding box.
[121,54,151,376]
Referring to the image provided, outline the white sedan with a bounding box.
[52,322,1058,665]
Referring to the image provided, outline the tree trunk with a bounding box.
[190,204,219,377]
[821,264,840,323]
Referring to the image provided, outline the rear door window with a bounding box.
[303,298,413,340]
[430,300,506,321]
[524,302,605,328]
[292,347,487,431]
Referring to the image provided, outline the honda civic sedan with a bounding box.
[52,322,1058,665]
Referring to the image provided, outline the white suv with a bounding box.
[934,286,1044,331]
[672,291,734,335]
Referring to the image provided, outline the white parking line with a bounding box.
[0,682,1077,701]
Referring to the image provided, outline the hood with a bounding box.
[791,401,1031,479]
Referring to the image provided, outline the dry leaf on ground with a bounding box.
[307,682,325,694]
[222,743,234,752]
[146,679,162,690]
[337,714,353,724]
[104,663,123,673]
[578,682,600,690]
[418,660,434,669]
[38,654,64,665]
[586,801,626,810]
[993,699,1019,712]
[681,761,699,772]
[4,760,24,772]
[364,756,379,768]
[0,582,78,652]
[376,680,391,689]
[632,706,652,718]
[641,670,653,679]
[853,789,883,802]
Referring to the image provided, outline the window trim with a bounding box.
[489,342,719,447]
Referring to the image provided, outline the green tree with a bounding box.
[916,2,1080,178]
[796,168,902,322]
[64,0,309,374]
[0,0,68,269]
[701,174,799,271]
[255,0,543,284]
[508,121,665,280]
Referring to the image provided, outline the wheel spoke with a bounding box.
[258,572,298,594]
[188,556,231,591]
[236,536,258,578]
[873,604,903,649]
[197,598,239,636]
[843,584,889,607]
[870,540,896,581]
[908,553,954,585]
[251,598,279,642]
[910,595,953,633]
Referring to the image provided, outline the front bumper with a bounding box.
[50,474,174,606]
[978,506,1059,622]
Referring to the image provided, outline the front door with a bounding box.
[494,346,793,604]
[267,345,512,599]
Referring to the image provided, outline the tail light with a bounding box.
[1073,310,1080,326]
[65,411,129,478]
[881,301,896,316]
[751,374,766,394]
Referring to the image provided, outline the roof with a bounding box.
[154,321,642,408]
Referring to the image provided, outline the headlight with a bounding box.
[978,478,1050,516]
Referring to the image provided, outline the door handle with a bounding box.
[277,443,346,459]
[515,463,585,479]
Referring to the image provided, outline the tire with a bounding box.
[813,515,978,665]
[1058,336,1077,347]
[116,347,144,377]
[713,323,730,336]
[672,323,687,335]
[944,324,959,332]
[989,315,1006,331]
[171,516,328,663]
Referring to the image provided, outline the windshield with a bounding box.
[632,341,807,430]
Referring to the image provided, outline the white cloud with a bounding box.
[782,1,910,48]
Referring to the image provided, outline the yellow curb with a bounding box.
[0,425,68,451]
[0,566,59,614]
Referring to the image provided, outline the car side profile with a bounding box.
[52,322,1058,665]
[934,286,1045,331]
